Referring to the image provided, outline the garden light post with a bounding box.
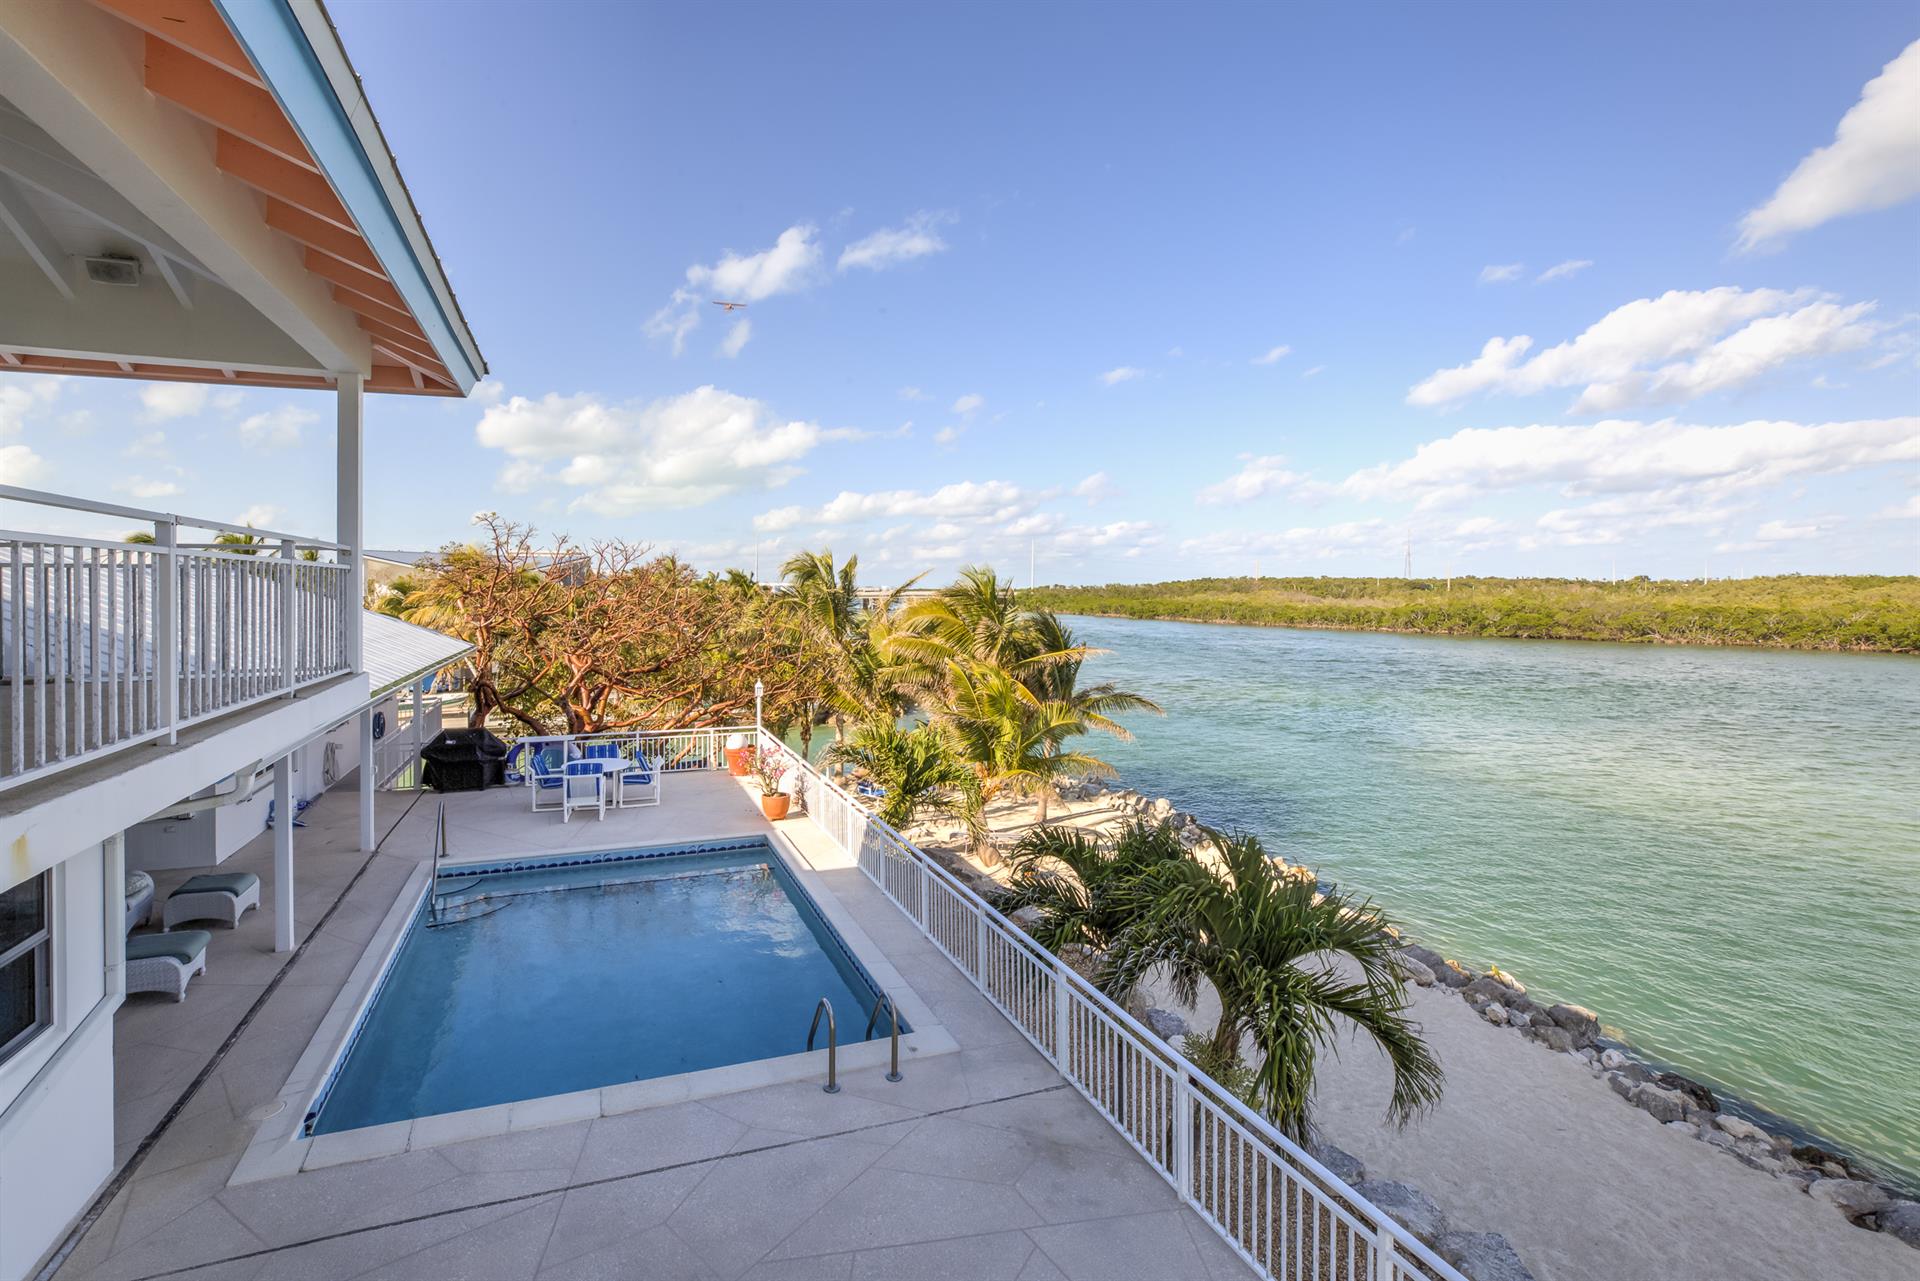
[754,679,764,742]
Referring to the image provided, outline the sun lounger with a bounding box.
[126,930,211,1001]
[163,871,261,929]
[126,870,154,932]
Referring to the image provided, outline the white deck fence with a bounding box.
[372,697,444,790]
[0,486,352,793]
[754,728,1468,1281]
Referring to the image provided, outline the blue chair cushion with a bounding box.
[583,742,619,759]
[128,930,211,964]
[171,872,260,899]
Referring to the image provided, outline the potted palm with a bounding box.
[752,750,791,821]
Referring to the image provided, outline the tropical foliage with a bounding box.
[823,719,983,840]
[1025,574,1920,652]
[995,820,1443,1139]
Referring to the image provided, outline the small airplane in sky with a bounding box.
[712,300,748,312]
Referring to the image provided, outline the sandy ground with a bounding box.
[914,790,1919,1281]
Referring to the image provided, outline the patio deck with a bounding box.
[56,772,1255,1281]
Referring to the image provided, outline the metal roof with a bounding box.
[363,608,470,698]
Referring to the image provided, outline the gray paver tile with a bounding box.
[847,1230,1038,1280]
[538,1166,708,1269]
[1026,1210,1214,1281]
[1013,1140,1181,1223]
[571,1102,743,1182]
[666,1135,884,1279]
[537,1225,719,1281]
[767,1167,1042,1261]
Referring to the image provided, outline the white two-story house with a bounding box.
[0,2,484,1275]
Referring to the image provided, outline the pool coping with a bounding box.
[229,829,956,1185]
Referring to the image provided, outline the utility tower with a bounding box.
[1403,534,1413,579]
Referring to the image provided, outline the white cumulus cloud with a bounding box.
[1479,263,1524,284]
[1537,259,1593,283]
[838,212,951,271]
[1100,366,1143,386]
[1407,287,1881,412]
[237,406,315,451]
[1738,39,1920,251]
[0,443,49,486]
[1252,345,1292,366]
[1197,454,1308,506]
[952,393,984,415]
[0,381,60,437]
[476,385,859,513]
[645,225,822,355]
[719,317,752,358]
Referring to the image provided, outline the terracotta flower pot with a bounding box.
[726,746,751,776]
[760,792,791,821]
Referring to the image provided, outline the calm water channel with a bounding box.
[1067,615,1919,1185]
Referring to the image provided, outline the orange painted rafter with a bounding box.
[215,134,352,229]
[371,340,450,384]
[329,283,418,332]
[88,0,263,86]
[143,36,314,170]
[0,355,460,397]
[357,320,439,370]
[263,200,384,275]
[302,249,406,312]
[355,312,434,353]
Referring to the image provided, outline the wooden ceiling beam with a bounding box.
[329,283,416,331]
[215,133,352,230]
[88,0,264,86]
[143,36,314,170]
[302,248,405,311]
[355,311,433,350]
[263,199,383,275]
[370,339,450,384]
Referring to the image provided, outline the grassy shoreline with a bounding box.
[1023,574,1920,653]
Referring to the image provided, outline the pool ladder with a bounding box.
[428,799,448,922]
[806,991,903,1095]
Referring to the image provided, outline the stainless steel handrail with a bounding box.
[428,799,447,921]
[806,997,839,1094]
[865,991,902,1082]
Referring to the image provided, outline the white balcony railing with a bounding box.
[757,730,1471,1281]
[372,698,444,790]
[0,486,353,794]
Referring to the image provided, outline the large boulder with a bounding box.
[1807,1178,1891,1224]
[1525,1022,1575,1054]
[1462,976,1512,1004]
[1652,1071,1717,1114]
[1481,1003,1509,1026]
[1631,1084,1690,1125]
[1714,1114,1769,1144]
[1434,959,1477,989]
[1305,1141,1366,1186]
[1434,1231,1536,1281]
[1142,1008,1189,1042]
[1599,1048,1631,1072]
[1485,966,1526,996]
[1880,1201,1920,1249]
[1400,955,1436,987]
[1404,943,1449,972]
[1353,1180,1448,1245]
[1545,1003,1601,1048]
[1150,797,1174,819]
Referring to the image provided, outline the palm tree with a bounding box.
[1018,610,1160,820]
[992,820,1191,966]
[941,659,1117,855]
[1108,833,1443,1140]
[824,719,982,841]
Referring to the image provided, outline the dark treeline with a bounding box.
[1022,575,1920,653]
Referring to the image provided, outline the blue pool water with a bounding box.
[309,840,900,1135]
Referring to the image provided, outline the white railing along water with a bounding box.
[0,486,352,792]
[754,729,1469,1281]
[509,725,752,775]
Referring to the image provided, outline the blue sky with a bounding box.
[7,1,1917,582]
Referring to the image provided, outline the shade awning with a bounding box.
[363,609,470,700]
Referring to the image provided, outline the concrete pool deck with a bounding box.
[56,772,1255,1281]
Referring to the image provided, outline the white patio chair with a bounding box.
[562,759,606,822]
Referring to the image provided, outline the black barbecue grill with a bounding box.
[420,728,509,792]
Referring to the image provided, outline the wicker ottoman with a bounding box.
[127,930,211,1001]
[163,871,261,930]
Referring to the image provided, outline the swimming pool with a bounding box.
[307,839,903,1135]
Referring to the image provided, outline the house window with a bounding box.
[0,872,52,1065]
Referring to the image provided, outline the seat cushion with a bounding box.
[170,872,261,899]
[126,870,155,899]
[128,930,212,963]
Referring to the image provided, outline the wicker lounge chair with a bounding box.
[126,870,155,932]
[126,930,211,1001]
[163,871,261,929]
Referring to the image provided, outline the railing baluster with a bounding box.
[6,542,19,776]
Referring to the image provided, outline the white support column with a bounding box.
[336,372,365,675]
[103,832,126,1000]
[273,754,295,951]
[358,706,376,852]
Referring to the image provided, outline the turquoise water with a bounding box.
[1068,615,1920,1185]
[311,842,895,1134]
